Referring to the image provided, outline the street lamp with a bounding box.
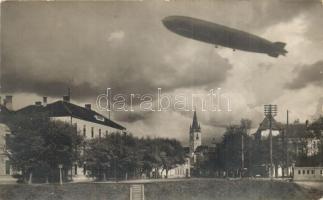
[264,105,277,179]
[58,164,63,185]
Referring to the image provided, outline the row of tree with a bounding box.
[83,133,186,180]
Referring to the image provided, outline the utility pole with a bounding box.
[108,88,111,120]
[286,110,289,177]
[264,105,277,179]
[58,164,63,185]
[241,131,244,178]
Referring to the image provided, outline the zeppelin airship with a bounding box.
[162,16,288,58]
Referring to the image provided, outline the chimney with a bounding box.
[85,104,91,110]
[35,101,42,106]
[4,95,13,110]
[43,97,48,106]
[63,95,70,102]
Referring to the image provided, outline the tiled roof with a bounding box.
[16,100,125,130]
[284,123,309,138]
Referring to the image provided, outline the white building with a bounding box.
[293,166,323,181]
[8,95,126,180]
[159,157,190,179]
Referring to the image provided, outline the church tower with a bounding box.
[189,111,202,153]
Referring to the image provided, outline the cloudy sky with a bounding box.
[1,0,323,145]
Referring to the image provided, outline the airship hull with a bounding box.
[162,16,287,57]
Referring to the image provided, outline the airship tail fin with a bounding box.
[274,42,286,49]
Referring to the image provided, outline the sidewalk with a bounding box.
[0,175,16,184]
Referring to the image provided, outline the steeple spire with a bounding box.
[191,110,201,132]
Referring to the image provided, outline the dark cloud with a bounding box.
[285,60,323,89]
[1,1,232,101]
[115,111,151,123]
[1,0,323,140]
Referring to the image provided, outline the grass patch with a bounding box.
[0,179,322,200]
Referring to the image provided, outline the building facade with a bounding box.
[293,166,323,181]
[1,95,126,181]
[0,123,11,177]
[0,97,14,179]
[159,157,190,178]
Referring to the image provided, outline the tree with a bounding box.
[158,138,185,178]
[5,112,83,183]
[83,134,186,180]
[218,120,252,177]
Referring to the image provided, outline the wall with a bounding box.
[51,116,123,177]
[293,167,323,181]
[0,124,11,176]
[51,116,122,139]
[159,158,190,178]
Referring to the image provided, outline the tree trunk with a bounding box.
[28,172,32,185]
[103,172,107,181]
[165,169,169,178]
[161,168,165,178]
[275,165,278,178]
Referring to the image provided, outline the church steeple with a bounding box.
[189,110,202,154]
[191,110,201,132]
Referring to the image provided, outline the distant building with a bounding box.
[293,166,323,181]
[252,116,322,177]
[253,116,281,141]
[189,111,202,155]
[159,157,190,179]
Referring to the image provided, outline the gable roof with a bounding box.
[258,116,282,131]
[16,100,125,130]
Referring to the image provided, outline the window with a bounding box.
[5,160,10,175]
[311,170,315,174]
[303,170,305,174]
[99,129,101,138]
[320,170,322,175]
[74,123,78,133]
[91,127,94,138]
[307,170,309,174]
[83,125,86,137]
[298,170,301,175]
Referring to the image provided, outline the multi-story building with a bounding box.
[1,94,126,180]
